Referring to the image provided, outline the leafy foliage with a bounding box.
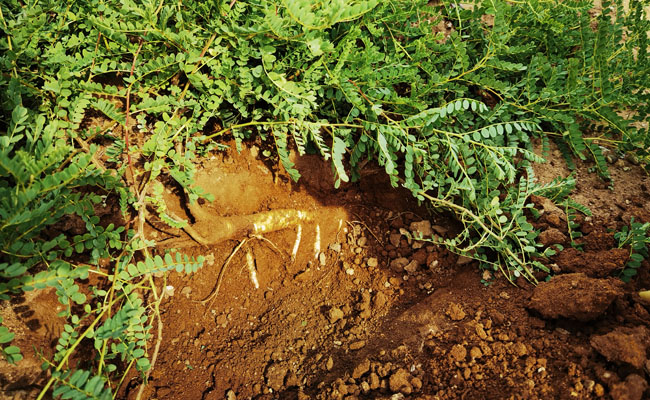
[48,368,113,400]
[0,0,648,397]
[615,219,650,282]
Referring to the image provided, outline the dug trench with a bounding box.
[2,140,650,400]
[129,140,650,400]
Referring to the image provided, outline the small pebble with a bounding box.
[594,383,605,397]
[349,340,366,350]
[181,286,192,298]
[329,243,342,252]
[328,307,344,324]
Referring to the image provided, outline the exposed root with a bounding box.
[314,224,321,259]
[250,234,285,257]
[291,224,302,262]
[166,210,211,247]
[348,218,384,246]
[185,194,215,223]
[171,208,315,247]
[246,250,259,289]
[200,234,286,308]
[201,240,248,309]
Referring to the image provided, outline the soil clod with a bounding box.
[389,368,414,394]
[610,374,648,400]
[590,326,649,369]
[528,273,624,320]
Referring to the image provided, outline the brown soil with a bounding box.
[2,140,650,400]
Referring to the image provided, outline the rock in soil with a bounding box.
[404,260,418,273]
[389,233,402,247]
[326,356,334,371]
[610,374,648,400]
[264,362,288,391]
[446,302,466,321]
[349,340,366,350]
[449,344,467,362]
[590,326,649,369]
[390,257,409,272]
[352,358,371,379]
[389,368,414,394]
[409,220,433,238]
[328,307,344,324]
[374,291,388,309]
[369,372,380,390]
[528,273,624,321]
[470,346,483,360]
[530,195,567,228]
[285,370,300,387]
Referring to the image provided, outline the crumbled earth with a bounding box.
[1,140,650,400]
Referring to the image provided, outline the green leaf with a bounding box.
[629,253,644,262]
[623,269,638,277]
[446,103,455,114]
[377,133,395,175]
[0,330,15,344]
[137,357,151,370]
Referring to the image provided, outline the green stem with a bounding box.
[202,120,364,141]
[36,306,110,400]
[418,190,536,283]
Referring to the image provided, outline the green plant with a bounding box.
[0,0,648,398]
[0,317,21,364]
[564,198,593,249]
[0,102,205,397]
[0,105,117,367]
[615,218,650,282]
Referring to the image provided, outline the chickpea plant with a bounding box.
[0,0,648,398]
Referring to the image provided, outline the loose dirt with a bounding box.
[1,139,650,400]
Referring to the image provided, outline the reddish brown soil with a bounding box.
[1,140,650,400]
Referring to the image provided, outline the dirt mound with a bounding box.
[555,248,629,278]
[528,273,625,321]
